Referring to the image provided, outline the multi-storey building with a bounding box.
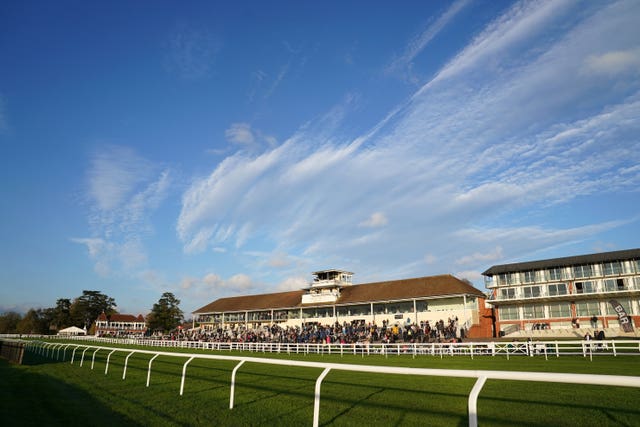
[483,248,640,335]
[95,312,147,337]
[193,269,493,338]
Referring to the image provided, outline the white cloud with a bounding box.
[585,48,640,76]
[71,237,106,258]
[174,272,256,307]
[276,276,307,292]
[456,247,504,266]
[184,227,215,254]
[386,0,470,81]
[268,252,292,268]
[424,254,438,265]
[225,123,255,145]
[77,146,171,281]
[359,212,388,228]
[88,145,152,212]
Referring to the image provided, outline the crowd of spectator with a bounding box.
[150,317,463,344]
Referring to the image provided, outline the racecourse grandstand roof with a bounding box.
[193,274,484,314]
[97,312,145,322]
[482,248,640,276]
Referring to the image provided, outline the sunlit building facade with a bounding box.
[483,248,640,335]
[95,312,147,337]
[193,270,492,338]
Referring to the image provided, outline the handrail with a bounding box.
[14,340,640,427]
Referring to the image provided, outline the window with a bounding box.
[604,278,626,292]
[523,271,535,283]
[548,267,564,281]
[603,261,623,276]
[575,281,595,294]
[373,303,386,315]
[498,273,516,286]
[273,310,288,321]
[349,304,370,316]
[500,288,516,299]
[288,309,300,319]
[522,304,545,319]
[548,283,568,296]
[548,302,571,318]
[523,286,541,298]
[605,299,634,315]
[573,264,594,279]
[415,300,429,312]
[499,306,519,320]
[575,301,601,317]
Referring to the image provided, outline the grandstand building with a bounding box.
[483,248,640,335]
[193,270,493,338]
[95,312,147,337]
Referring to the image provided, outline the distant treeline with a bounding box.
[1,291,184,335]
[0,290,116,335]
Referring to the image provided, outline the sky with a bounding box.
[1,0,639,317]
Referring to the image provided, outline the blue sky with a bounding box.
[1,0,639,316]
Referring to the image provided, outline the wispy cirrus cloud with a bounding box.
[386,0,470,82]
[164,25,222,79]
[75,145,171,277]
[177,0,640,288]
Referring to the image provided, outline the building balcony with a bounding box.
[489,286,640,304]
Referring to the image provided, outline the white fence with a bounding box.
[38,335,640,359]
[17,340,640,427]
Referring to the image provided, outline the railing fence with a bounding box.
[7,339,640,427]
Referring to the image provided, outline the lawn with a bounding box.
[1,341,639,426]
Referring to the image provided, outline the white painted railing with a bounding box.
[20,340,640,427]
[38,335,640,358]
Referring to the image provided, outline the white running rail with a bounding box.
[17,340,640,427]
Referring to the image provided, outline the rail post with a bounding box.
[468,376,487,427]
[179,357,195,396]
[146,354,160,387]
[122,351,136,380]
[91,348,100,370]
[229,360,246,409]
[313,368,331,427]
[105,349,117,375]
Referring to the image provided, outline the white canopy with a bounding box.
[57,326,87,336]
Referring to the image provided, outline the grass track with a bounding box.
[1,342,639,426]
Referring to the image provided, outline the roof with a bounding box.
[58,326,86,335]
[336,274,484,304]
[194,290,305,313]
[482,248,640,276]
[312,269,354,275]
[97,313,146,322]
[193,274,484,314]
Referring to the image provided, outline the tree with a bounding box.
[51,298,72,331]
[16,309,50,334]
[147,292,183,333]
[70,290,117,329]
[0,312,22,334]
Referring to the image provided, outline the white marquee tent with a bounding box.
[57,326,87,336]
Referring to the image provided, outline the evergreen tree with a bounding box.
[51,298,72,330]
[148,292,183,333]
[70,290,117,329]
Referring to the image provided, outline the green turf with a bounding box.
[1,342,639,426]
